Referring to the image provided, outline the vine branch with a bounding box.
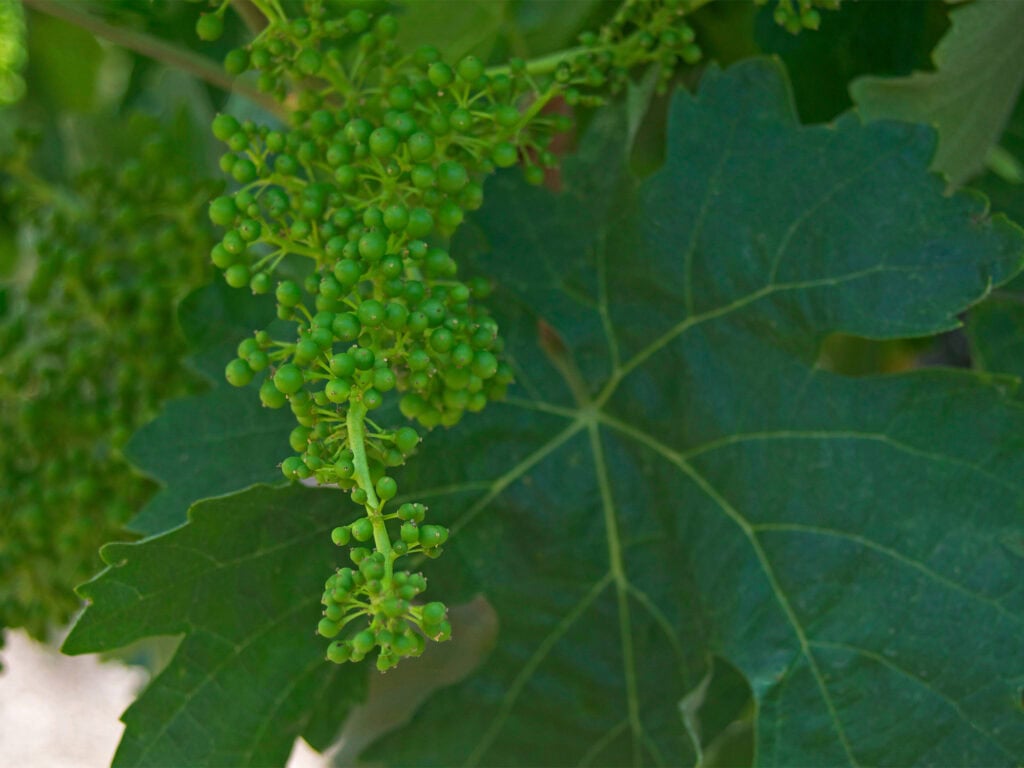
[22,0,284,118]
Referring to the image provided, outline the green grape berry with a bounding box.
[273,364,305,395]
[196,13,224,42]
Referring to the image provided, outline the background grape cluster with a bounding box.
[0,118,220,639]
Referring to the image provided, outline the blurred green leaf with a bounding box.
[24,9,103,112]
[850,0,1024,186]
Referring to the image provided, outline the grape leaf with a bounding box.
[360,59,1024,765]
[62,485,367,767]
[124,282,292,535]
[850,0,1024,187]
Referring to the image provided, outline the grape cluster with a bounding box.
[0,123,219,639]
[203,0,703,669]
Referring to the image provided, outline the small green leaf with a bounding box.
[850,0,1024,186]
[63,485,366,767]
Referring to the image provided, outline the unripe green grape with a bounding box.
[358,232,387,262]
[224,48,249,75]
[471,350,499,379]
[352,347,375,370]
[331,526,351,546]
[318,617,341,638]
[352,487,368,505]
[210,243,235,269]
[523,164,545,186]
[327,641,351,663]
[196,12,224,41]
[232,158,256,183]
[406,207,434,238]
[457,54,483,83]
[225,358,254,387]
[399,393,426,418]
[330,352,356,378]
[419,524,448,547]
[368,127,399,158]
[352,630,375,654]
[422,601,447,624]
[427,61,453,87]
[380,256,403,279]
[410,165,436,189]
[430,328,455,352]
[419,299,446,326]
[363,387,383,410]
[276,280,302,308]
[379,303,407,332]
[296,48,323,76]
[375,13,398,38]
[372,368,397,392]
[250,272,271,294]
[357,300,385,327]
[346,7,369,32]
[292,337,320,366]
[408,370,430,391]
[400,522,419,544]
[383,204,409,232]
[246,350,269,372]
[225,263,250,288]
[212,114,240,142]
[394,427,420,455]
[260,379,287,408]
[333,259,362,287]
[437,200,464,231]
[325,378,351,403]
[360,556,384,580]
[494,104,520,128]
[273,364,305,395]
[282,455,305,479]
[460,183,484,211]
[351,517,374,541]
[375,476,398,500]
[289,426,311,452]
[436,161,469,193]
[209,195,237,226]
[407,132,435,162]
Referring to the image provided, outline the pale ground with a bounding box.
[0,629,328,768]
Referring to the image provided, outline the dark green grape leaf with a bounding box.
[360,59,1024,766]
[62,485,366,767]
[850,0,1024,187]
[124,282,292,535]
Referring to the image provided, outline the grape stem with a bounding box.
[21,0,285,118]
[346,401,394,582]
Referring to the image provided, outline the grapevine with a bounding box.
[198,0,720,670]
